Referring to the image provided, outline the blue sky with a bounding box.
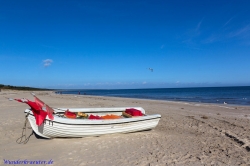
[1,0,250,89]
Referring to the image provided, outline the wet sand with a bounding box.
[0,90,250,166]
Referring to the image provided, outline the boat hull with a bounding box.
[25,107,161,138]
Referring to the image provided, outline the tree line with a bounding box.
[0,84,50,91]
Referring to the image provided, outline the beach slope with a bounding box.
[0,90,250,165]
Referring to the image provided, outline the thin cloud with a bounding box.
[181,18,205,49]
[223,16,235,27]
[202,34,220,44]
[196,21,202,33]
[40,45,58,49]
[195,18,204,35]
[228,24,250,38]
[43,59,53,67]
[93,82,149,86]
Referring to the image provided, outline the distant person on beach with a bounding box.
[78,91,80,95]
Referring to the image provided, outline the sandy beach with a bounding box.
[0,90,250,166]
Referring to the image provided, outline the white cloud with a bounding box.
[43,59,53,67]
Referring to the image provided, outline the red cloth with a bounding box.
[25,100,47,126]
[34,96,44,107]
[64,110,76,119]
[31,108,48,126]
[15,99,47,126]
[125,108,143,116]
[88,114,103,120]
[45,104,54,120]
[35,96,54,120]
[15,97,54,125]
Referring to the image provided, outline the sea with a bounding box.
[58,86,250,106]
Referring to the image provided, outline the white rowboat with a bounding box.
[24,107,161,139]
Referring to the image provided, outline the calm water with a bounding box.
[58,86,250,106]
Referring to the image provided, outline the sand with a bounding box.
[0,90,250,166]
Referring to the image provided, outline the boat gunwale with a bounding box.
[27,113,161,125]
[24,108,161,125]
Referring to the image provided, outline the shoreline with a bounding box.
[0,90,250,165]
[2,88,249,107]
[61,93,250,115]
[57,86,250,106]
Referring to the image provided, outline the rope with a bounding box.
[16,114,33,144]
